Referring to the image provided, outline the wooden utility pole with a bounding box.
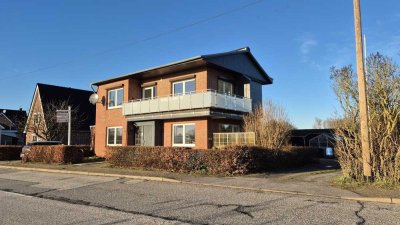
[353,0,372,179]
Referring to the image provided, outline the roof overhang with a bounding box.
[92,57,206,86]
[92,47,273,86]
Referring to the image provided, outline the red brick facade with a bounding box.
[94,67,249,157]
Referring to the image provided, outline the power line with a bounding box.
[0,0,265,81]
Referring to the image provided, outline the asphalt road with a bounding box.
[0,169,399,225]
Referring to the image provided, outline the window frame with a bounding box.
[107,87,124,109]
[172,79,195,96]
[32,134,37,142]
[142,86,156,100]
[106,126,123,146]
[217,79,234,96]
[219,123,241,133]
[172,123,195,147]
[33,113,40,125]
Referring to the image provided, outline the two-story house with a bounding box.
[92,47,272,157]
[25,83,96,145]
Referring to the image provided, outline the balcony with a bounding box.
[123,90,252,116]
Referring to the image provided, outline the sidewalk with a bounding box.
[0,159,399,203]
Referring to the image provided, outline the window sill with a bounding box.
[172,144,195,147]
[107,106,122,110]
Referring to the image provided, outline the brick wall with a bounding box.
[94,79,131,157]
[25,89,44,143]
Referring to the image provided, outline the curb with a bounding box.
[0,165,179,183]
[1,165,399,205]
[181,182,400,205]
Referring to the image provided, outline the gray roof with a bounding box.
[92,47,273,86]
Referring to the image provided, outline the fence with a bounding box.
[213,132,255,148]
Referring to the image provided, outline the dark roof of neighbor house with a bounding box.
[36,83,95,130]
[290,129,334,138]
[0,108,27,129]
[92,47,273,86]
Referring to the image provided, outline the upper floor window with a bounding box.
[218,79,233,96]
[172,79,195,96]
[108,88,123,109]
[33,113,40,124]
[142,86,156,100]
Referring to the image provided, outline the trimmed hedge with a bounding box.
[105,146,319,175]
[0,145,22,161]
[74,145,94,157]
[22,145,84,164]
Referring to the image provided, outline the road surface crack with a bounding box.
[355,201,366,225]
[234,205,254,218]
[197,203,255,219]
[0,189,206,225]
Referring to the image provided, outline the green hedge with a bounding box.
[0,145,22,161]
[105,146,319,175]
[22,145,84,164]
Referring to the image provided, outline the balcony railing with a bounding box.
[123,89,252,116]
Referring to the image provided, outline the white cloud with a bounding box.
[299,39,318,55]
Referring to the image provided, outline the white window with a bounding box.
[108,88,123,109]
[218,80,233,95]
[107,127,123,146]
[219,124,240,133]
[33,113,40,124]
[172,124,195,147]
[142,86,156,100]
[172,79,195,96]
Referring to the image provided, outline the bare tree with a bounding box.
[244,100,294,149]
[313,118,324,129]
[331,53,400,184]
[25,100,86,143]
[313,117,339,129]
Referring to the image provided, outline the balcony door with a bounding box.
[218,79,233,96]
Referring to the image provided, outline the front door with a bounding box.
[134,123,154,146]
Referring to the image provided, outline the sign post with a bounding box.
[56,106,71,145]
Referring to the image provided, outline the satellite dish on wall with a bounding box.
[89,93,99,105]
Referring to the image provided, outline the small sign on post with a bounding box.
[56,106,71,145]
[56,110,69,123]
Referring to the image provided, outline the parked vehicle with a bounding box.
[20,141,62,158]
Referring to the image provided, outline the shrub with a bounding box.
[244,101,294,149]
[74,145,93,157]
[23,145,84,164]
[331,53,400,184]
[105,145,319,175]
[0,145,22,161]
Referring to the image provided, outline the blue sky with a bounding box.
[1,0,399,128]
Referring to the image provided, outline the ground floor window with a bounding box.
[219,123,240,133]
[172,124,195,147]
[107,127,122,146]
